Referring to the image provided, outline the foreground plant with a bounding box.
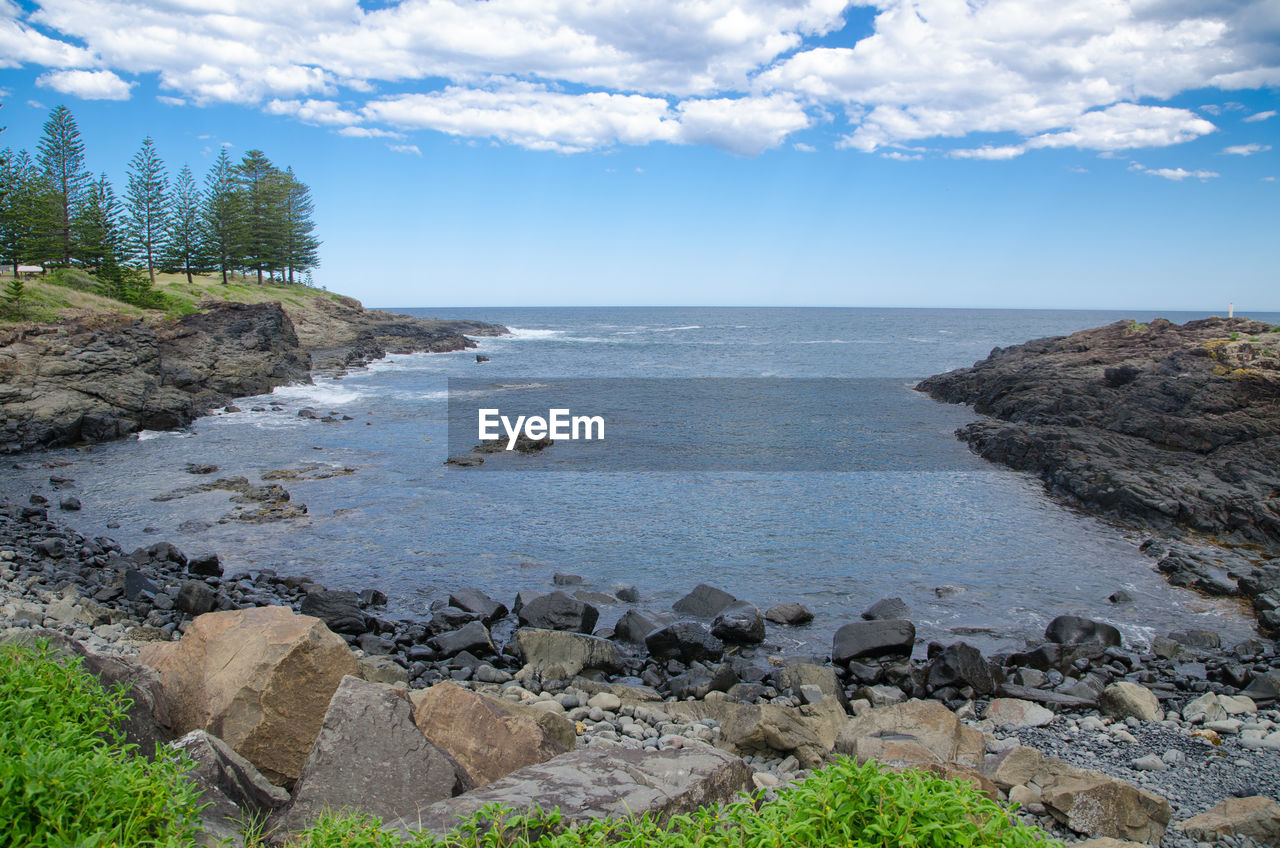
[292,756,1060,848]
[0,642,203,848]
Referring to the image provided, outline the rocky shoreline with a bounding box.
[918,317,1280,637]
[0,297,507,454]
[4,495,1280,845]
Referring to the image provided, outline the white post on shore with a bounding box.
[1229,302,1234,318]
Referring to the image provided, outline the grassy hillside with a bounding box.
[0,268,356,327]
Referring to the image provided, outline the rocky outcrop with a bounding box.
[1175,795,1280,844]
[171,729,289,838]
[138,605,358,785]
[387,746,751,837]
[918,317,1280,549]
[835,699,985,768]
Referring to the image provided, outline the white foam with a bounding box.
[269,382,363,406]
[135,429,190,441]
[653,325,702,332]
[504,327,564,339]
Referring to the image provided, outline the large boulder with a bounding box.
[299,590,370,635]
[171,730,289,836]
[774,663,848,710]
[388,747,750,837]
[980,744,1045,792]
[861,597,909,621]
[925,642,996,695]
[410,682,566,786]
[764,602,813,625]
[832,619,915,664]
[429,620,495,657]
[1100,682,1163,722]
[516,628,623,679]
[711,602,765,644]
[613,609,659,643]
[1040,768,1171,843]
[272,676,473,834]
[1045,615,1122,648]
[1175,796,1280,844]
[664,695,847,768]
[516,591,599,633]
[835,699,984,768]
[448,587,508,624]
[645,621,724,664]
[672,584,737,618]
[984,698,1054,729]
[138,605,358,785]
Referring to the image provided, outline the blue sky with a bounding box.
[0,0,1277,310]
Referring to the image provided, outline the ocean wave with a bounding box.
[135,429,191,441]
[504,327,564,339]
[653,325,702,332]
[269,382,363,406]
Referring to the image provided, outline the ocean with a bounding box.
[10,306,1270,656]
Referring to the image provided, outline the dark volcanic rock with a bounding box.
[832,619,916,664]
[300,590,370,635]
[176,581,216,615]
[926,642,997,695]
[448,588,508,624]
[516,591,598,633]
[764,602,813,625]
[710,602,765,644]
[672,584,737,618]
[430,621,494,658]
[645,622,725,664]
[862,597,910,621]
[613,609,658,644]
[1045,615,1122,648]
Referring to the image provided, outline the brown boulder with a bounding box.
[1175,796,1280,844]
[979,744,1044,792]
[410,682,567,787]
[139,605,357,785]
[663,693,847,768]
[1040,770,1171,843]
[835,699,984,768]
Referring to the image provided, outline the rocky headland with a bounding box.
[0,292,506,453]
[918,317,1280,634]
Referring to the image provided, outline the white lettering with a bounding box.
[477,408,604,449]
[548,408,571,440]
[572,414,605,440]
[478,408,500,440]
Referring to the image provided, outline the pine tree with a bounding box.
[36,105,91,267]
[124,137,170,286]
[73,173,122,272]
[167,164,202,283]
[0,148,57,274]
[201,148,243,284]
[235,149,283,284]
[281,167,321,284]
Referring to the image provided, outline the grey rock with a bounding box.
[300,590,370,635]
[645,621,724,664]
[448,587,508,624]
[861,597,909,621]
[711,602,765,644]
[517,628,623,679]
[1044,615,1122,648]
[516,590,599,633]
[672,584,737,618]
[613,609,658,644]
[430,620,494,658]
[176,581,216,616]
[763,602,813,625]
[832,619,915,664]
[171,729,289,828]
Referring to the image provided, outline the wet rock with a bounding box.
[448,587,508,624]
[299,590,370,635]
[925,642,996,695]
[711,602,765,644]
[832,619,915,664]
[187,552,222,577]
[516,628,623,679]
[672,583,737,618]
[430,621,494,658]
[516,590,598,633]
[1045,615,1122,648]
[645,621,724,664]
[59,495,81,511]
[176,581,216,616]
[613,609,658,644]
[272,676,473,833]
[1100,682,1163,722]
[862,597,909,621]
[764,602,813,625]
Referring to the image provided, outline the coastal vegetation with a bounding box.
[0,104,321,319]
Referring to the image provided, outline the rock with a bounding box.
[663,696,849,768]
[984,698,1054,728]
[1219,694,1258,715]
[299,590,370,635]
[516,590,599,633]
[430,620,495,657]
[1108,590,1134,604]
[614,585,640,603]
[1040,769,1171,843]
[448,587,508,624]
[925,642,995,695]
[998,682,1099,709]
[776,663,848,710]
[862,597,909,620]
[1075,840,1148,848]
[764,602,813,625]
[176,580,216,615]
[672,584,737,618]
[645,621,724,664]
[59,495,81,511]
[552,573,583,586]
[835,699,984,768]
[613,609,658,643]
[1045,615,1122,648]
[980,745,1044,791]
[272,676,473,833]
[1169,628,1220,649]
[187,553,222,577]
[1100,682,1163,722]
[357,655,409,686]
[710,602,765,644]
[478,691,577,752]
[410,682,566,787]
[358,588,387,607]
[1183,692,1229,723]
[1175,796,1280,844]
[171,730,289,831]
[1130,754,1168,772]
[668,664,738,700]
[832,619,915,664]
[389,746,750,837]
[138,605,358,785]
[1242,672,1280,704]
[516,628,623,679]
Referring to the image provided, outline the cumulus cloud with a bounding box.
[1,0,1277,156]
[1222,143,1272,155]
[36,68,132,100]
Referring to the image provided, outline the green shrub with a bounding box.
[290,757,1059,848]
[45,267,98,291]
[0,642,204,848]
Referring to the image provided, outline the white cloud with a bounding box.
[951,145,1026,160]
[1129,162,1219,181]
[387,143,421,156]
[793,142,816,153]
[1244,110,1277,122]
[156,95,185,106]
[1025,104,1216,152]
[36,68,132,100]
[265,98,361,126]
[337,126,404,139]
[1222,143,1271,156]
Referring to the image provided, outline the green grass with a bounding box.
[281,757,1060,848]
[0,641,204,848]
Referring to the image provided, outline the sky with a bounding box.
[0,0,1276,310]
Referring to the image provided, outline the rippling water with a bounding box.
[10,306,1272,655]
